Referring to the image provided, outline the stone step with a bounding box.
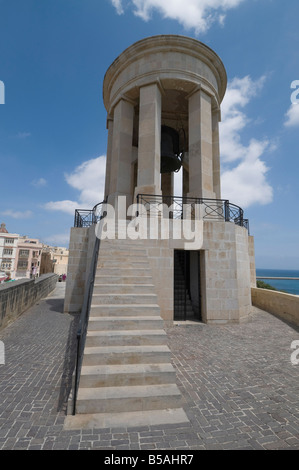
[91,293,158,305]
[98,252,149,260]
[93,284,155,295]
[87,316,164,331]
[95,275,153,285]
[101,239,146,246]
[95,267,152,276]
[82,345,171,366]
[99,243,147,250]
[79,363,176,388]
[86,329,167,347]
[64,408,189,430]
[97,259,150,268]
[75,383,182,414]
[90,304,161,317]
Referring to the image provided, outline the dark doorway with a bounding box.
[174,250,202,321]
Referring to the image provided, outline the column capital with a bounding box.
[187,84,219,108]
[139,79,165,97]
[109,94,136,117]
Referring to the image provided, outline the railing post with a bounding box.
[239,208,244,228]
[224,200,230,222]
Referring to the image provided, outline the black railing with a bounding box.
[136,194,249,231]
[72,205,106,415]
[74,201,105,228]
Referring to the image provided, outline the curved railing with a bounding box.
[74,201,106,228]
[73,196,249,233]
[136,194,249,232]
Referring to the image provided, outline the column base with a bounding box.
[134,185,162,202]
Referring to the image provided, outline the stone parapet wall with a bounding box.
[252,287,299,327]
[0,273,58,330]
[64,226,96,313]
[248,236,257,287]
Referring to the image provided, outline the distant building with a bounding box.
[0,223,18,279]
[40,250,54,275]
[40,245,69,276]
[15,236,43,279]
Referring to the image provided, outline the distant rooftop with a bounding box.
[0,223,8,233]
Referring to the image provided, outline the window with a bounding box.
[19,250,29,257]
[17,260,28,269]
[1,262,11,269]
[3,249,13,255]
[5,238,14,244]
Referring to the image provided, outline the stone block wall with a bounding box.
[235,225,252,321]
[143,238,173,325]
[202,221,239,323]
[248,236,256,287]
[252,287,299,326]
[64,218,253,324]
[0,273,58,330]
[64,226,96,313]
[201,221,252,324]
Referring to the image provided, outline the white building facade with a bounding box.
[0,223,19,280]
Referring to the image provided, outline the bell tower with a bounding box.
[103,35,226,210]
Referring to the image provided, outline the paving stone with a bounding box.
[0,283,299,450]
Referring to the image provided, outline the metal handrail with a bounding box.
[136,194,249,232]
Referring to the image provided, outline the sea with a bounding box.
[256,268,299,295]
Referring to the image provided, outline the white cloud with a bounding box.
[219,75,273,208]
[111,0,124,14]
[110,0,246,33]
[1,209,33,219]
[16,131,31,139]
[284,104,299,127]
[31,177,47,188]
[65,156,106,207]
[221,140,273,208]
[44,233,70,247]
[44,156,106,215]
[44,200,79,215]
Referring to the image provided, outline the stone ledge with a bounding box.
[252,287,299,327]
[0,273,58,330]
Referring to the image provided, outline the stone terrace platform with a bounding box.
[0,282,298,450]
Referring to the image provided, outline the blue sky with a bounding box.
[0,0,298,269]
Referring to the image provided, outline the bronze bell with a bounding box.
[160,125,182,173]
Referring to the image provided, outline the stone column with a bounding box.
[108,98,134,208]
[182,167,189,198]
[134,83,162,198]
[212,107,221,199]
[104,116,113,200]
[188,88,215,199]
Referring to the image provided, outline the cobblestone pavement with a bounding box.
[0,282,299,450]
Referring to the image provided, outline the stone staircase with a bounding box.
[65,238,188,430]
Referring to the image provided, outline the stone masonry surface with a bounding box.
[0,282,298,450]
